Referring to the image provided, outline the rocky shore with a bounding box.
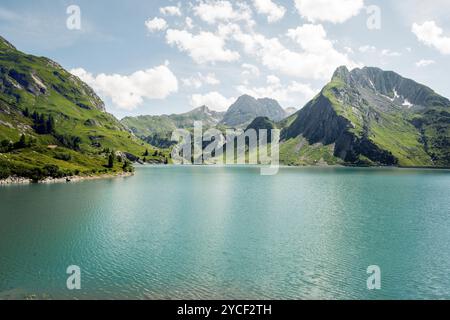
[0,171,134,186]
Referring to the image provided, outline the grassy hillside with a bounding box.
[0,36,168,181]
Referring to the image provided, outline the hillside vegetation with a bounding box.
[0,36,168,181]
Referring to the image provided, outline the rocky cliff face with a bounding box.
[283,91,397,165]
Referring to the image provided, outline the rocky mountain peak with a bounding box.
[221,95,286,127]
[332,65,351,82]
[330,66,450,110]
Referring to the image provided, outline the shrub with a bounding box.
[54,153,72,161]
[0,139,13,153]
[55,134,82,151]
[42,164,63,178]
[107,153,115,168]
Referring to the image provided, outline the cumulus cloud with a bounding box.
[252,0,286,23]
[294,0,364,24]
[241,63,260,77]
[166,29,240,64]
[248,24,356,79]
[231,24,357,80]
[145,17,167,32]
[70,64,178,111]
[193,0,254,26]
[160,6,182,17]
[381,49,402,57]
[344,47,354,54]
[237,75,317,107]
[412,21,450,55]
[415,59,436,67]
[189,91,235,111]
[359,45,377,53]
[182,73,220,88]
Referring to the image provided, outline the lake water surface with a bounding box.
[1,166,449,299]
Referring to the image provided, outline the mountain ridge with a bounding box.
[280,66,449,167]
[1,33,448,173]
[221,94,287,127]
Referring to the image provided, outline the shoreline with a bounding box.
[139,163,450,170]
[0,171,134,186]
[2,164,449,186]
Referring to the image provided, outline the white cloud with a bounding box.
[241,63,260,77]
[412,21,450,55]
[189,91,235,111]
[182,73,220,88]
[193,0,254,26]
[70,64,178,111]
[359,45,376,53]
[294,0,365,24]
[145,17,167,32]
[287,24,333,52]
[166,29,240,64]
[415,59,435,67]
[252,0,286,23]
[344,46,354,54]
[236,75,317,107]
[266,75,281,85]
[381,49,402,57]
[231,24,357,80]
[160,6,182,17]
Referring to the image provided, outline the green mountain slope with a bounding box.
[0,36,165,181]
[282,66,450,167]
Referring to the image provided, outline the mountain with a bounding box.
[280,66,449,167]
[0,36,166,181]
[284,107,297,116]
[121,106,225,148]
[221,95,287,127]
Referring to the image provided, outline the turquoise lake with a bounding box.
[0,166,449,299]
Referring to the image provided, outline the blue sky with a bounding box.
[1,0,450,119]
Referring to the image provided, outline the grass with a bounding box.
[280,136,341,166]
[0,36,171,180]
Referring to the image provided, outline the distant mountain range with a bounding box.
[121,95,294,148]
[122,105,224,136]
[120,66,449,167]
[0,34,449,181]
[122,95,293,134]
[221,95,287,127]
